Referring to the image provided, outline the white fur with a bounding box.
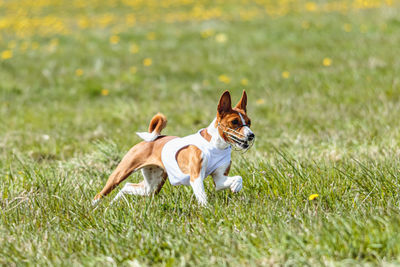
[92,199,100,206]
[112,166,164,203]
[190,178,208,206]
[243,126,253,138]
[206,118,230,150]
[239,113,246,125]
[189,154,208,206]
[136,130,158,142]
[239,113,254,138]
[212,162,243,193]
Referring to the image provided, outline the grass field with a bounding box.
[1,0,400,265]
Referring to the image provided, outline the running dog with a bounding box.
[93,90,255,206]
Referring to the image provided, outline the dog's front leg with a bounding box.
[177,145,208,206]
[212,162,243,193]
[190,177,207,206]
[190,155,209,206]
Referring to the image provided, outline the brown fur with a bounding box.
[94,135,176,200]
[224,161,232,176]
[235,91,247,112]
[148,113,167,134]
[176,145,203,182]
[216,90,251,142]
[200,129,212,142]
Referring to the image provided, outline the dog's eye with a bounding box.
[232,119,239,125]
[248,120,251,127]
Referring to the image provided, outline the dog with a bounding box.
[93,90,255,206]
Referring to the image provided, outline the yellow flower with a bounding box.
[129,44,139,54]
[256,99,265,105]
[1,50,13,60]
[305,2,317,11]
[109,35,120,44]
[130,66,137,74]
[31,42,39,50]
[282,71,290,79]
[101,89,109,96]
[125,14,136,26]
[143,58,152,66]
[323,58,332,67]
[201,29,215,38]
[50,38,59,46]
[343,23,352,32]
[308,194,319,200]
[218,74,230,84]
[215,33,227,43]
[75,69,84,76]
[146,32,156,40]
[78,18,89,29]
[241,78,249,86]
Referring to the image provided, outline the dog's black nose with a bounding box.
[248,133,255,141]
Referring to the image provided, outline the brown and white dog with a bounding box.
[93,90,254,206]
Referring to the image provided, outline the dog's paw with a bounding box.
[92,198,100,207]
[92,194,103,207]
[230,176,243,193]
[197,199,208,207]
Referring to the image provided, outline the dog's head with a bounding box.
[216,90,255,151]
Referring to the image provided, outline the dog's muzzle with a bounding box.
[218,124,255,152]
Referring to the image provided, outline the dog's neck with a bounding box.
[204,118,230,150]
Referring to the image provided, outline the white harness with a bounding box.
[161,130,231,186]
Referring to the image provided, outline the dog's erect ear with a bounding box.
[217,91,232,115]
[235,90,247,112]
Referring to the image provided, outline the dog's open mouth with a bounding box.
[231,136,255,152]
[218,123,255,152]
[223,131,255,152]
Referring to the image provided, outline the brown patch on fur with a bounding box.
[217,91,232,115]
[200,129,212,142]
[94,135,177,200]
[217,111,251,141]
[176,145,203,182]
[148,113,167,134]
[213,161,231,186]
[224,161,232,176]
[235,90,247,112]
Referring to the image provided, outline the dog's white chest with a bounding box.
[161,130,231,186]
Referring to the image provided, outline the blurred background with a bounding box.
[0,0,399,161]
[2,1,400,265]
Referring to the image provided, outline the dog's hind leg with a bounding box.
[93,143,150,204]
[93,135,175,206]
[111,166,167,203]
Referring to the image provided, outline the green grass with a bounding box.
[2,1,400,266]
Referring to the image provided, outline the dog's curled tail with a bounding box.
[136,113,167,142]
